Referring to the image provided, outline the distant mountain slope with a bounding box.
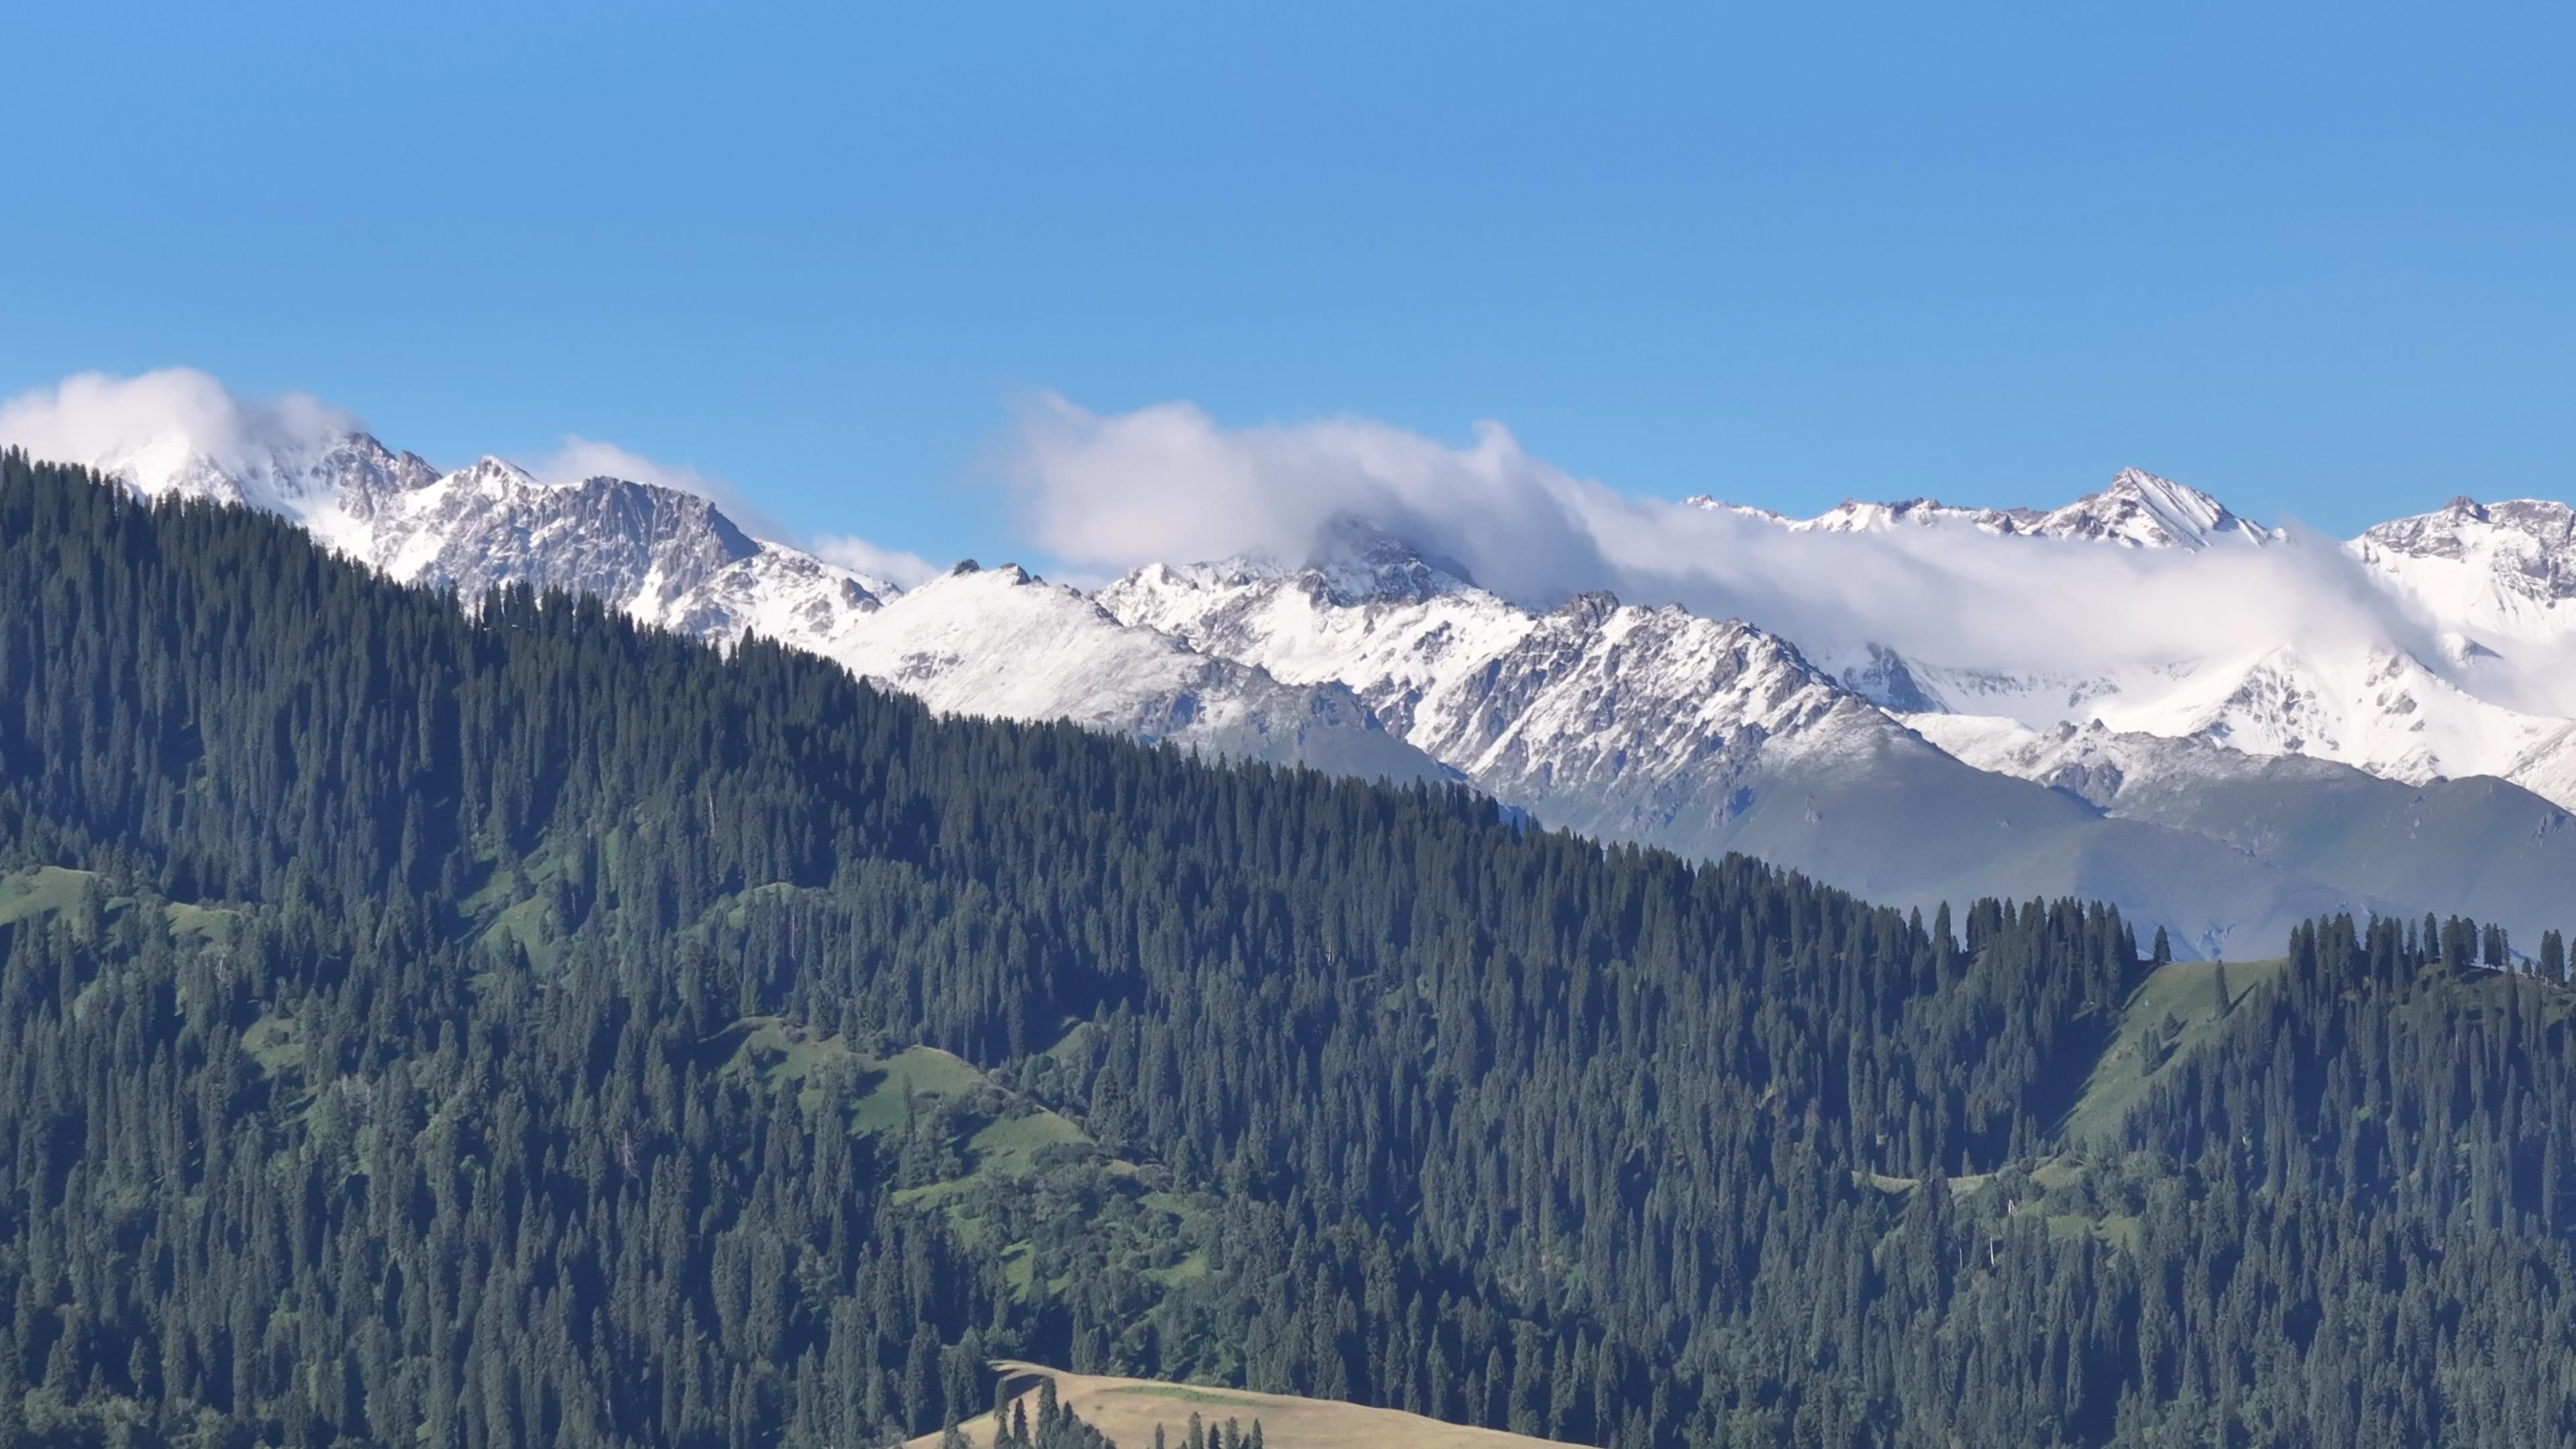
[816,561,1444,781]
[1913,715,2576,949]
[1101,531,2371,956]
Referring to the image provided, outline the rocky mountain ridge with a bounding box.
[1688,467,2278,550]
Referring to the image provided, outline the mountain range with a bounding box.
[57,430,2576,957]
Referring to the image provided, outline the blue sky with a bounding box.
[3,1,2568,564]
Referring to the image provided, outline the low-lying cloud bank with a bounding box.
[0,369,360,475]
[1004,394,1621,605]
[1003,393,2455,682]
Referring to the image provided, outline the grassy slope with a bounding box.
[0,864,239,941]
[714,1016,1208,1288]
[0,865,93,925]
[2061,955,2291,1146]
[905,1362,1569,1449]
[720,1018,1098,1183]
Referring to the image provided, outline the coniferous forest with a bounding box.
[5,450,2576,1447]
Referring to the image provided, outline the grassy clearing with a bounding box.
[162,900,237,941]
[722,1020,1081,1160]
[718,1017,1197,1280]
[0,864,240,944]
[965,1102,1092,1177]
[482,896,557,971]
[0,865,97,926]
[242,1010,302,1078]
[906,1362,1572,1449]
[725,1022,1008,1133]
[2061,956,2289,1146]
[2042,1206,2143,1252]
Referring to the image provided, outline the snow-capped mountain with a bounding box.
[46,415,2576,955]
[1686,468,2576,814]
[1692,495,2039,537]
[1099,539,1903,810]
[90,432,1444,781]
[97,429,902,637]
[2025,468,2277,549]
[2081,643,2576,810]
[1097,525,2381,953]
[2353,497,2576,647]
[1688,468,2278,550]
[813,560,1441,780]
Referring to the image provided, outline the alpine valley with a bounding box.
[68,430,2576,958]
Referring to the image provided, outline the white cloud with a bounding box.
[808,533,940,590]
[1002,393,2449,684]
[0,368,360,474]
[1003,393,1617,606]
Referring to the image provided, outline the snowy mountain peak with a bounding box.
[1816,497,2040,536]
[458,455,539,490]
[2363,496,2576,563]
[1297,515,1477,605]
[1678,494,1794,527]
[88,426,441,519]
[54,427,910,658]
[1550,590,1625,629]
[1680,492,2034,537]
[315,431,439,482]
[1094,518,1474,612]
[1831,643,1946,713]
[1683,469,2269,548]
[2031,468,2272,549]
[2469,498,2574,541]
[924,559,1035,589]
[2351,494,2576,647]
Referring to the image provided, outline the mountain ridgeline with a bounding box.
[2,453,2575,1447]
[75,426,2576,961]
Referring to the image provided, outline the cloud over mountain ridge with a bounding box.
[13,367,2576,955]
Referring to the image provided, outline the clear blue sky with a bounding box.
[4,2,2568,561]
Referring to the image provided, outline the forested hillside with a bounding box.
[3,452,2575,1447]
